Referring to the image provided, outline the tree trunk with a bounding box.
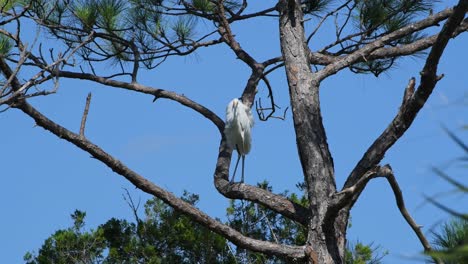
[278,1,347,263]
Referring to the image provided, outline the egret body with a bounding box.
[225,98,254,182]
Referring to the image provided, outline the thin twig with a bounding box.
[306,0,352,44]
[380,165,443,264]
[79,93,92,138]
[122,188,142,223]
[227,242,239,264]
[260,207,279,244]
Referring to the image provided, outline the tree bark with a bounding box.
[278,1,344,263]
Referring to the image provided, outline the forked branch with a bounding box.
[14,100,306,260]
[380,166,441,264]
[55,70,225,133]
[344,0,468,189]
[57,67,307,227]
[314,5,461,81]
[329,164,441,263]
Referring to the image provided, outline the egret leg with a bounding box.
[241,155,245,183]
[230,153,241,182]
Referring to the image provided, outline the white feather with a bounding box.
[224,98,254,155]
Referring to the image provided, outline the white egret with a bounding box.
[225,98,254,182]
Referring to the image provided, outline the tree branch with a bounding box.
[264,16,466,78]
[380,166,441,264]
[344,0,468,189]
[216,0,259,70]
[55,70,225,133]
[366,18,467,61]
[8,56,309,237]
[314,5,460,81]
[212,135,309,226]
[31,58,308,231]
[328,166,381,214]
[329,164,441,263]
[13,100,306,260]
[79,93,92,138]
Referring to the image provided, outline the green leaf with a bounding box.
[98,0,126,32]
[0,33,12,56]
[172,16,195,43]
[302,0,332,15]
[73,0,99,31]
[192,0,215,13]
[0,0,20,13]
[430,218,468,263]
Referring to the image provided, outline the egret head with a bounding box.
[231,98,240,111]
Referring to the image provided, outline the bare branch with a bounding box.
[51,64,306,228]
[344,1,468,189]
[14,100,306,259]
[329,164,441,263]
[285,17,467,69]
[380,166,441,263]
[216,0,259,70]
[79,93,92,138]
[122,188,142,224]
[366,18,467,61]
[215,174,309,226]
[328,167,381,213]
[255,76,288,121]
[306,0,352,44]
[314,6,460,81]
[55,70,225,133]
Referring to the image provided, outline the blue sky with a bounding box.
[1,1,467,263]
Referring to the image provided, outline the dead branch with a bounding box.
[79,93,92,138]
[344,1,468,189]
[255,76,288,121]
[216,0,258,70]
[215,171,309,226]
[55,70,225,133]
[14,99,306,259]
[314,6,460,81]
[379,166,442,264]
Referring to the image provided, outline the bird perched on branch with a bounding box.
[225,98,254,183]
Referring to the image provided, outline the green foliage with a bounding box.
[429,219,468,264]
[0,0,21,13]
[349,0,436,76]
[302,0,332,15]
[426,128,468,263]
[97,0,126,32]
[172,16,196,44]
[73,0,99,31]
[227,181,307,245]
[192,0,215,13]
[0,33,12,56]
[345,241,388,264]
[25,194,234,264]
[355,0,434,33]
[24,210,106,264]
[128,0,163,35]
[26,184,386,263]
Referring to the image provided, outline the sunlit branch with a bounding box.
[344,0,468,189]
[380,166,441,263]
[15,100,305,260]
[314,6,457,81]
[55,70,225,133]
